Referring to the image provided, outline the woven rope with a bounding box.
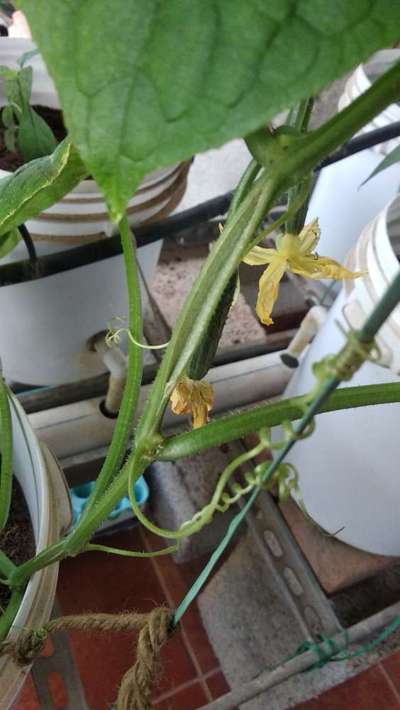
[0,607,173,709]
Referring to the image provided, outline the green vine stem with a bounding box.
[286,96,314,234]
[0,380,12,530]
[77,215,143,517]
[85,543,178,558]
[0,550,15,580]
[0,589,24,641]
[159,382,400,460]
[6,60,400,592]
[127,433,270,540]
[225,158,260,221]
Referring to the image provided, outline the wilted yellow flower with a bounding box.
[170,377,214,429]
[243,219,362,325]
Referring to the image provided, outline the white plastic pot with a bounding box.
[0,38,190,384]
[0,391,71,709]
[281,195,400,555]
[307,49,400,265]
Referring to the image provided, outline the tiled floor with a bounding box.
[294,662,400,709]
[13,523,400,709]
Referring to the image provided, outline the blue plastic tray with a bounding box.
[70,475,149,528]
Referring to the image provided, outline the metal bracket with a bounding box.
[228,441,342,640]
[31,600,88,710]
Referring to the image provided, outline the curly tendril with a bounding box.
[126,420,316,542]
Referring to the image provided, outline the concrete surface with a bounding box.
[198,530,350,709]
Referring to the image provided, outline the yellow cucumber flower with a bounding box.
[170,376,214,429]
[243,219,363,325]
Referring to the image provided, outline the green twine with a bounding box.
[292,615,400,672]
[311,329,380,386]
[293,632,349,671]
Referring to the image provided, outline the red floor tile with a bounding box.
[154,680,208,709]
[180,605,220,674]
[57,527,197,710]
[40,636,55,657]
[58,528,165,613]
[14,674,40,710]
[142,529,220,673]
[382,650,400,695]
[47,671,69,709]
[206,669,230,699]
[294,665,400,709]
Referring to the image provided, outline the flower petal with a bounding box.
[256,257,287,325]
[191,380,214,429]
[289,253,363,281]
[243,244,276,266]
[170,377,214,429]
[298,218,320,254]
[170,378,192,415]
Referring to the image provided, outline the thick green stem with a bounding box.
[0,381,12,529]
[282,61,400,186]
[77,215,143,517]
[159,382,400,460]
[293,97,314,132]
[0,589,24,641]
[287,97,314,131]
[285,96,315,234]
[226,158,260,221]
[9,452,145,587]
[0,550,15,579]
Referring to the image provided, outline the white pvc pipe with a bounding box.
[93,336,128,415]
[281,306,327,367]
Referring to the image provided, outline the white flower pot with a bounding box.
[0,38,190,384]
[280,195,400,555]
[0,391,72,709]
[307,49,400,266]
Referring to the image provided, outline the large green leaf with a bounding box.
[18,0,400,221]
[0,138,87,236]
